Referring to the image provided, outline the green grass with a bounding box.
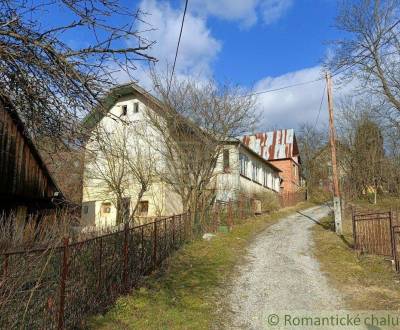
[87,202,314,330]
[313,215,400,311]
[351,196,400,211]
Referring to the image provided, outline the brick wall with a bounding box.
[269,158,301,193]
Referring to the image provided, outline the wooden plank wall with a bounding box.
[0,101,57,201]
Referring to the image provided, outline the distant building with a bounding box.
[216,139,281,201]
[0,97,63,218]
[241,129,302,193]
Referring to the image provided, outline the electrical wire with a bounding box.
[167,0,189,95]
[313,82,327,130]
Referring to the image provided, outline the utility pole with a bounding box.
[326,72,342,235]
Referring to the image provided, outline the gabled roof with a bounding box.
[241,129,300,161]
[82,82,163,131]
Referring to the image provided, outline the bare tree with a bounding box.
[297,123,328,194]
[84,123,156,225]
[327,0,400,113]
[145,74,257,232]
[0,0,156,147]
[336,97,391,201]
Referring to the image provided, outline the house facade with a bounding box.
[81,84,183,228]
[216,140,281,202]
[241,129,302,193]
[81,83,282,228]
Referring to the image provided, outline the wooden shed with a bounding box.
[0,97,62,215]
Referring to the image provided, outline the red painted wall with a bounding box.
[269,158,301,193]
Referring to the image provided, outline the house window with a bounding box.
[223,149,230,172]
[263,168,268,187]
[83,205,89,214]
[239,153,248,177]
[138,201,149,216]
[133,102,139,113]
[101,202,112,215]
[252,163,259,182]
[121,105,128,116]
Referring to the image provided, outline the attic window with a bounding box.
[133,102,139,113]
[121,105,128,116]
[223,149,230,172]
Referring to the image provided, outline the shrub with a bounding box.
[253,192,280,213]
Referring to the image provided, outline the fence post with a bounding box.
[123,223,129,292]
[58,237,69,330]
[153,220,157,268]
[3,254,8,278]
[228,201,233,229]
[164,218,167,258]
[140,226,144,273]
[98,237,103,290]
[172,215,175,248]
[389,209,395,259]
[351,208,357,250]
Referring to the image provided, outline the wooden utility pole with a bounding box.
[326,72,343,235]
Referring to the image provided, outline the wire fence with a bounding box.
[0,193,305,328]
[0,213,191,329]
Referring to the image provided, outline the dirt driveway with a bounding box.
[227,205,347,329]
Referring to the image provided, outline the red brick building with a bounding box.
[241,129,302,193]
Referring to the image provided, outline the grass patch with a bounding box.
[351,196,400,211]
[312,215,400,310]
[88,202,314,329]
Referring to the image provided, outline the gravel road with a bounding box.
[227,205,347,329]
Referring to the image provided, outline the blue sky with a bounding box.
[52,0,353,130]
[126,0,357,131]
[208,0,340,85]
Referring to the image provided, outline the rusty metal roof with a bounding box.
[241,129,299,161]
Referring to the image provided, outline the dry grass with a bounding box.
[88,202,314,329]
[312,215,400,310]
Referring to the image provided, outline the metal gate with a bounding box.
[352,210,394,256]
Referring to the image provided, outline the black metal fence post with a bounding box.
[123,223,129,292]
[153,221,157,268]
[58,237,69,330]
[352,208,357,250]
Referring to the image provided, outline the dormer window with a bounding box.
[121,105,128,116]
[133,102,139,113]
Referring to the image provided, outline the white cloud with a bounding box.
[190,0,259,27]
[190,0,294,27]
[253,66,355,130]
[261,0,293,25]
[124,0,221,89]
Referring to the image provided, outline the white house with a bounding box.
[81,83,281,228]
[216,139,281,202]
[81,83,183,227]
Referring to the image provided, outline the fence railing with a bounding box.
[352,210,395,256]
[0,193,306,328]
[0,213,191,329]
[278,191,307,208]
[351,208,400,273]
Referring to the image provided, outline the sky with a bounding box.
[61,0,355,131]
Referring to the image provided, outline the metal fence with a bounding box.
[0,213,191,329]
[352,210,395,256]
[278,191,307,208]
[351,208,400,274]
[0,193,305,328]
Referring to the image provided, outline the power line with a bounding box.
[167,0,189,94]
[313,81,327,130]
[244,77,324,97]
